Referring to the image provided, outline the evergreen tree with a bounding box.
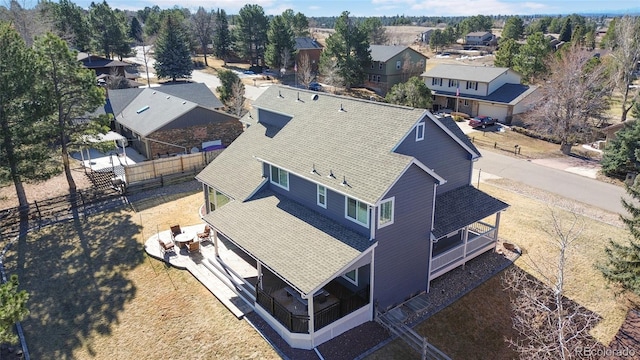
[89,1,130,59]
[385,76,432,109]
[233,4,269,67]
[265,15,295,70]
[0,275,29,344]
[34,33,108,195]
[501,16,524,41]
[282,9,309,37]
[601,120,640,179]
[559,17,572,42]
[213,8,231,66]
[513,32,551,83]
[129,16,143,44]
[153,14,193,82]
[494,38,520,68]
[599,181,640,296]
[361,17,388,45]
[50,0,91,51]
[319,11,371,89]
[0,24,58,212]
[216,69,241,104]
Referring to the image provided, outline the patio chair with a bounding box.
[170,224,182,240]
[186,240,201,253]
[158,238,175,254]
[197,225,211,242]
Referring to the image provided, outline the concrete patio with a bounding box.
[143,224,256,318]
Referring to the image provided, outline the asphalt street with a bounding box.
[475,150,629,215]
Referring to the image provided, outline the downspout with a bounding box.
[369,205,375,241]
[427,182,438,292]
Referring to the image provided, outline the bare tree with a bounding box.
[3,0,51,46]
[298,53,314,89]
[280,47,292,76]
[191,7,214,66]
[319,57,343,93]
[609,16,640,122]
[503,206,599,359]
[526,44,612,154]
[229,79,246,117]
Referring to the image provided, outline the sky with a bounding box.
[72,0,640,17]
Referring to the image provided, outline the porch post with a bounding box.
[257,262,263,290]
[203,184,210,214]
[427,236,434,293]
[493,212,502,250]
[213,229,220,257]
[308,294,315,342]
[462,226,469,265]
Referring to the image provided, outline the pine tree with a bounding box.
[601,120,640,179]
[0,23,58,213]
[233,4,269,67]
[265,15,295,70]
[213,9,231,66]
[599,183,640,296]
[494,38,520,68]
[320,11,371,89]
[559,17,572,42]
[154,14,193,82]
[34,33,108,196]
[0,275,29,344]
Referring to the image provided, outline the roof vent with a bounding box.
[327,170,335,179]
[296,92,303,102]
[311,94,319,101]
[278,90,284,98]
[136,105,150,114]
[341,176,348,186]
[166,96,170,99]
[182,101,187,105]
[310,164,319,175]
[339,104,346,112]
[152,91,156,94]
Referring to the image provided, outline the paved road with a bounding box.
[475,150,629,214]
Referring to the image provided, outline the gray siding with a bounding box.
[266,165,371,237]
[373,164,435,309]
[395,119,472,193]
[257,108,292,128]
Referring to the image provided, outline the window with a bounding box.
[346,197,368,227]
[466,81,478,90]
[379,62,384,70]
[431,77,442,86]
[378,197,394,228]
[463,99,469,106]
[415,122,425,141]
[371,62,374,69]
[209,188,231,211]
[343,269,358,286]
[377,75,381,82]
[448,79,458,88]
[317,185,327,208]
[396,60,401,69]
[270,165,289,190]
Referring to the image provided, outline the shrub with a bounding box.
[511,126,562,144]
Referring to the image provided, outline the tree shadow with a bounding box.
[2,208,143,359]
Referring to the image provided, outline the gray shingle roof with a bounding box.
[423,64,513,84]
[435,115,480,157]
[252,86,432,205]
[107,88,144,116]
[203,189,373,295]
[433,83,538,105]
[369,45,409,62]
[295,37,323,50]
[433,186,509,238]
[153,83,223,109]
[196,119,273,201]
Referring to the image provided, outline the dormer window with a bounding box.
[270,165,289,190]
[415,122,425,141]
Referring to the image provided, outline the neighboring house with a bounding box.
[107,83,242,159]
[600,119,637,144]
[196,86,508,349]
[422,64,539,124]
[365,45,428,94]
[465,32,494,46]
[78,52,142,87]
[295,37,323,73]
[420,29,435,43]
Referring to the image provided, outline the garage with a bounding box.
[477,103,509,123]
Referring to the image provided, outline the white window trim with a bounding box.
[343,269,358,286]
[317,184,327,208]
[378,197,395,228]
[345,197,369,228]
[415,122,425,141]
[270,165,289,191]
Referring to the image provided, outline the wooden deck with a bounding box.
[144,224,257,318]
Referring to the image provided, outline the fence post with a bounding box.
[180,156,185,173]
[33,201,41,228]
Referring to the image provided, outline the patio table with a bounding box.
[174,232,196,248]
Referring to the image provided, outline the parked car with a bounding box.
[308,82,322,91]
[468,116,496,129]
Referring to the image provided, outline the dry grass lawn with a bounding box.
[3,191,279,360]
[467,128,565,159]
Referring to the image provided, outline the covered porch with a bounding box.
[203,190,376,349]
[429,186,509,286]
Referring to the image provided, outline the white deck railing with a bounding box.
[430,224,497,279]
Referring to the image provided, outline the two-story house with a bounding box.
[465,31,494,46]
[196,86,508,349]
[423,64,539,123]
[294,37,323,74]
[365,45,428,94]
